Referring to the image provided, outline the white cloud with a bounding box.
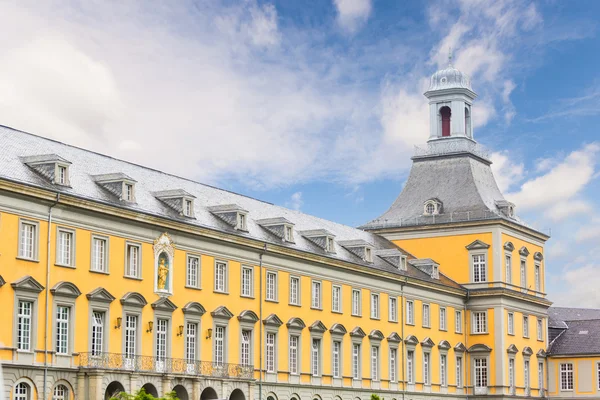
[553,264,600,307]
[546,241,568,259]
[575,223,600,243]
[333,0,372,33]
[287,192,304,211]
[490,151,524,193]
[546,199,593,222]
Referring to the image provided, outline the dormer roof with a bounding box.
[155,189,196,217]
[93,173,137,202]
[409,258,440,279]
[256,217,295,242]
[298,229,336,252]
[374,248,407,269]
[207,204,248,230]
[338,239,374,262]
[21,154,72,186]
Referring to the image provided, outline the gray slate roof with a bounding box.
[549,307,600,326]
[0,125,462,290]
[548,319,600,356]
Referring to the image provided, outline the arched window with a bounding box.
[14,382,30,400]
[440,106,451,137]
[53,384,69,400]
[425,203,435,215]
[465,107,471,137]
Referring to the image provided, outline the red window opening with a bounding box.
[440,106,451,137]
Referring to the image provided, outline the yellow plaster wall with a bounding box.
[501,233,544,294]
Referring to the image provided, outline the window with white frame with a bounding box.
[440,307,447,331]
[456,356,463,388]
[14,382,30,400]
[509,358,515,392]
[312,339,321,376]
[17,300,33,351]
[423,351,431,385]
[508,312,514,335]
[365,247,373,262]
[455,310,462,333]
[332,340,341,378]
[186,255,200,288]
[266,271,277,301]
[289,335,299,374]
[523,315,529,338]
[524,360,530,392]
[214,261,227,292]
[284,225,294,242]
[406,300,414,325]
[474,358,488,388]
[520,259,527,288]
[473,254,487,282]
[560,363,573,390]
[371,345,379,381]
[156,319,168,361]
[184,199,193,217]
[371,293,380,319]
[473,311,487,334]
[537,318,543,340]
[55,306,70,354]
[186,323,198,362]
[390,348,397,382]
[91,236,108,272]
[53,384,68,400]
[535,264,541,292]
[56,228,74,267]
[289,276,300,305]
[19,220,38,260]
[237,213,247,230]
[440,354,447,387]
[266,332,276,372]
[124,315,138,358]
[57,165,68,185]
[214,326,225,365]
[312,280,322,309]
[241,266,253,297]
[389,296,398,322]
[124,183,134,202]
[505,254,512,284]
[352,289,361,316]
[326,236,335,252]
[91,311,104,355]
[422,303,430,327]
[407,350,414,384]
[332,285,341,313]
[125,243,141,278]
[597,362,600,391]
[352,343,361,379]
[240,329,251,366]
[539,362,544,392]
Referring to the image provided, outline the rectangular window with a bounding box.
[474,358,488,388]
[440,354,447,387]
[184,199,193,217]
[312,339,321,376]
[509,358,515,391]
[371,346,379,381]
[237,213,247,230]
[124,183,134,201]
[91,236,108,272]
[57,229,74,266]
[289,335,299,374]
[456,356,463,388]
[214,261,227,292]
[125,243,141,278]
[58,165,68,185]
[17,300,32,351]
[186,323,198,362]
[241,266,253,297]
[523,315,529,338]
[187,255,200,288]
[352,289,361,316]
[55,306,69,355]
[389,296,398,322]
[390,348,397,382]
[19,220,38,260]
[125,315,137,358]
[326,236,335,252]
[539,362,544,391]
[520,259,526,288]
[284,225,294,242]
[535,264,541,292]
[508,312,514,335]
[560,363,573,390]
[215,326,225,365]
[440,307,446,331]
[423,352,430,385]
[473,254,487,282]
[473,311,487,334]
[371,293,380,319]
[91,311,104,356]
[455,310,462,333]
[505,254,512,284]
[266,271,277,301]
[266,332,275,372]
[241,329,251,366]
[332,285,342,313]
[422,303,430,327]
[156,319,168,361]
[524,360,530,391]
[537,318,543,340]
[407,350,414,384]
[407,300,414,325]
[289,276,300,305]
[352,344,361,379]
[312,281,322,309]
[332,341,341,378]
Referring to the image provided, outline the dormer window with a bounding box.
[93,173,137,203]
[432,265,439,279]
[237,213,247,231]
[365,247,373,263]
[326,237,335,253]
[184,199,193,217]
[208,204,249,231]
[423,199,442,215]
[285,225,294,242]
[57,165,68,185]
[124,183,134,202]
[21,154,72,186]
[154,189,196,218]
[425,203,435,214]
[400,256,407,271]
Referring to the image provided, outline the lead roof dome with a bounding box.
[428,65,472,92]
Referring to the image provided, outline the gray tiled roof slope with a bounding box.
[548,319,600,356]
[0,125,462,290]
[549,306,600,326]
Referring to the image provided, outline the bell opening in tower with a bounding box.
[440,106,451,137]
[465,107,471,137]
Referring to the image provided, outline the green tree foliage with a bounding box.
[370,395,381,400]
[110,388,179,400]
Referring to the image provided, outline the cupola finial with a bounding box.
[448,46,453,66]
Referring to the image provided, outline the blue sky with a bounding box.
[0,0,599,306]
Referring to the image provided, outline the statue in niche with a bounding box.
[157,253,169,290]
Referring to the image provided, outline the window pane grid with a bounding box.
[242,267,253,297]
[186,323,197,362]
[17,300,32,351]
[312,281,321,308]
[289,335,298,374]
[215,326,225,365]
[215,262,227,292]
[560,363,573,390]
[20,222,36,259]
[332,341,340,378]
[266,332,275,372]
[125,315,137,358]
[241,330,250,366]
[91,311,104,355]
[473,254,486,282]
[371,346,378,381]
[92,238,107,272]
[187,256,199,288]
[290,277,300,305]
[56,306,69,354]
[266,272,277,301]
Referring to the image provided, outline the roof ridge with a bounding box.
[563,318,600,322]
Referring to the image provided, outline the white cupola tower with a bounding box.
[424,56,477,142]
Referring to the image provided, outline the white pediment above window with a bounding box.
[154,189,196,218]
[182,302,206,317]
[21,154,72,186]
[421,337,435,348]
[438,340,451,350]
[338,239,375,262]
[120,291,148,308]
[256,217,295,243]
[207,204,249,231]
[86,287,116,303]
[368,329,384,341]
[309,320,327,333]
[298,229,336,253]
[387,332,402,343]
[50,281,82,299]
[286,317,306,330]
[11,275,44,294]
[238,310,259,324]
[211,305,234,320]
[350,326,366,338]
[93,173,137,203]
[404,335,419,345]
[151,297,178,313]
[262,313,283,327]
[329,323,347,335]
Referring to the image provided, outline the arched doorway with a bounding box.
[201,387,219,400]
[440,106,451,137]
[173,385,189,400]
[105,381,126,400]
[229,389,245,400]
[141,383,159,398]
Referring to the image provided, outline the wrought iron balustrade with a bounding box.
[79,352,254,380]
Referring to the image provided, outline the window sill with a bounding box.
[422,326,431,329]
[185,285,202,291]
[371,317,380,321]
[16,256,39,263]
[310,307,323,311]
[266,299,279,303]
[406,322,415,326]
[455,331,462,334]
[124,275,143,281]
[55,263,76,269]
[471,332,489,335]
[213,290,229,295]
[289,303,301,307]
[508,332,515,336]
[440,328,447,332]
[351,314,362,318]
[388,320,398,324]
[240,294,254,299]
[332,310,343,314]
[90,269,110,275]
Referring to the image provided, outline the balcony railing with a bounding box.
[79,352,254,380]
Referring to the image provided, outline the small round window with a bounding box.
[440,77,447,84]
[425,203,436,215]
